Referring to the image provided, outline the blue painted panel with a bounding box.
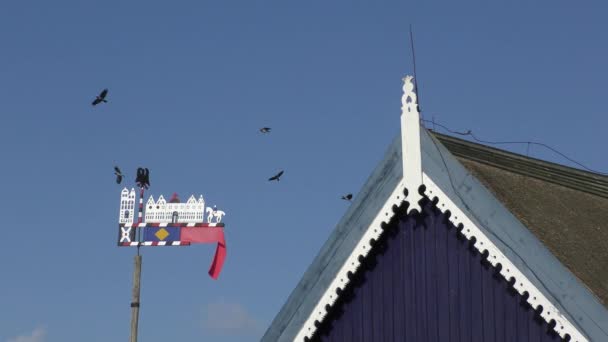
[392,230,405,340]
[447,220,461,341]
[143,226,180,241]
[314,200,563,342]
[382,241,393,341]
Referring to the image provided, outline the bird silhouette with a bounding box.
[259,127,271,134]
[136,167,150,189]
[114,166,123,184]
[268,170,284,182]
[92,89,108,106]
[341,193,353,201]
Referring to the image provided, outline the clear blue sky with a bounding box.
[1,1,607,341]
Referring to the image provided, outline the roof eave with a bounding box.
[420,129,607,341]
[261,134,404,341]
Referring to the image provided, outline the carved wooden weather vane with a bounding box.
[118,189,227,259]
[117,168,227,342]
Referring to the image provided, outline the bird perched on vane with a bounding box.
[92,88,109,106]
[114,166,123,184]
[268,170,284,182]
[259,127,271,134]
[136,167,150,189]
[341,193,353,201]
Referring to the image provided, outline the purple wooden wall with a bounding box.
[311,199,564,342]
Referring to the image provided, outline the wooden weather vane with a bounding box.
[117,167,227,342]
[117,169,227,278]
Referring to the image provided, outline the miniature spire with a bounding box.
[401,75,422,213]
[169,193,180,203]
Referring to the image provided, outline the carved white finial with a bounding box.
[400,75,422,213]
[402,75,418,111]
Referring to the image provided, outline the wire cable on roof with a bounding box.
[421,119,608,176]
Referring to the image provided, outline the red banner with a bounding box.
[181,227,227,280]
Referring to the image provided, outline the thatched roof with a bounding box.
[435,132,608,305]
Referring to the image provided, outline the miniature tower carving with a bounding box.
[143,193,208,224]
[197,195,205,222]
[119,188,136,224]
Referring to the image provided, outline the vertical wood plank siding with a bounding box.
[312,200,564,342]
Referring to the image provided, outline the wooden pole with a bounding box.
[130,254,142,342]
[130,184,145,342]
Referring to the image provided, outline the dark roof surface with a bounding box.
[434,131,608,306]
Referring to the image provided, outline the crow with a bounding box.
[259,127,271,134]
[268,170,284,182]
[341,193,353,201]
[92,88,109,106]
[136,167,150,189]
[114,166,123,184]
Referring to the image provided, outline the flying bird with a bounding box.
[341,193,353,201]
[114,166,123,184]
[259,127,271,134]
[92,88,108,106]
[136,167,150,189]
[268,170,284,182]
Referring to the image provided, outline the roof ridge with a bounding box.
[432,131,608,199]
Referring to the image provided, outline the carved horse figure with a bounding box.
[213,210,226,223]
[206,207,226,223]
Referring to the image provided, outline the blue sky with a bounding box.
[1,1,607,341]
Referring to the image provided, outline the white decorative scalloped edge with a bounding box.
[421,175,587,342]
[294,175,588,342]
[294,180,408,341]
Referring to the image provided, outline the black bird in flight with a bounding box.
[114,166,123,184]
[136,167,150,189]
[341,193,353,201]
[92,88,108,106]
[259,127,271,134]
[268,170,284,182]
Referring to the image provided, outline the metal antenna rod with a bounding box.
[409,24,424,119]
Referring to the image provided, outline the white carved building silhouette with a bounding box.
[119,188,224,224]
[144,193,206,224]
[119,188,136,224]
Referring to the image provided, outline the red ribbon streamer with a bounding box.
[181,227,227,279]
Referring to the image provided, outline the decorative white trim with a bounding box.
[121,241,190,246]
[294,180,407,341]
[401,75,422,214]
[421,174,587,342]
[293,175,587,342]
